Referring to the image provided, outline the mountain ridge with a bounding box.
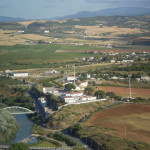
[51,7,150,20]
[0,7,150,21]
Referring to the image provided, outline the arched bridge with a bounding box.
[0,106,35,114]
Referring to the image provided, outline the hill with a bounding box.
[0,16,25,22]
[52,7,150,20]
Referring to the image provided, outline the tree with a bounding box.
[65,83,76,91]
[8,143,29,150]
[106,92,116,99]
[94,90,105,99]
[68,123,82,137]
[84,87,93,95]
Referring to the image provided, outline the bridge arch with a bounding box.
[0,106,35,114]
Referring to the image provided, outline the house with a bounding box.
[18,31,24,33]
[43,87,59,94]
[87,74,91,78]
[38,97,47,107]
[44,30,49,33]
[64,76,76,81]
[61,96,76,103]
[80,95,96,101]
[111,76,119,80]
[79,81,88,87]
[45,70,59,74]
[110,60,116,63]
[13,72,28,77]
[65,91,83,97]
[5,70,13,76]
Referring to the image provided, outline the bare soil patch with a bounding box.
[55,49,150,53]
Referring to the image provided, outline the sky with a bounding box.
[0,0,150,19]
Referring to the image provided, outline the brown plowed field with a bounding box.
[95,86,150,98]
[55,49,150,53]
[86,104,150,144]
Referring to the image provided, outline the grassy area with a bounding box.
[28,140,57,147]
[46,100,111,130]
[0,44,97,70]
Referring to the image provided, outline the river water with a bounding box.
[6,114,37,144]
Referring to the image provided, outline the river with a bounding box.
[6,114,37,144]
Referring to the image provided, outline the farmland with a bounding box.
[95,86,150,98]
[85,103,150,144]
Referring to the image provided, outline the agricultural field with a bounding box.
[0,30,55,46]
[0,44,97,70]
[85,103,150,144]
[96,86,150,98]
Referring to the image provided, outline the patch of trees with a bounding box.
[94,90,105,99]
[131,39,150,45]
[65,83,76,91]
[0,83,34,110]
[45,94,65,110]
[114,63,150,72]
[0,110,18,144]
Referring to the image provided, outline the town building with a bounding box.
[43,87,59,94]
[13,72,28,77]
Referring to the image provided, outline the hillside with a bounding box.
[0,15,150,47]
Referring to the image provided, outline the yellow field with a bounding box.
[18,20,47,26]
[75,25,144,36]
[0,30,55,45]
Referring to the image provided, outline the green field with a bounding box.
[0,44,98,70]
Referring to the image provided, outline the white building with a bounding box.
[38,97,47,107]
[44,30,49,33]
[45,70,59,74]
[79,81,88,87]
[110,60,116,63]
[61,96,76,103]
[64,76,76,81]
[80,95,96,101]
[43,87,59,94]
[65,91,83,97]
[18,31,24,33]
[13,72,28,77]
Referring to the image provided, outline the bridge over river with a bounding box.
[0,145,73,150]
[0,106,35,114]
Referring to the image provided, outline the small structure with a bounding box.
[64,76,76,81]
[79,81,88,87]
[38,97,47,107]
[5,70,13,76]
[80,95,96,101]
[65,91,83,97]
[45,70,59,74]
[106,44,112,48]
[61,96,76,103]
[43,87,59,94]
[13,72,28,77]
[44,30,49,33]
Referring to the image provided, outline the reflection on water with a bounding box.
[6,114,37,144]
